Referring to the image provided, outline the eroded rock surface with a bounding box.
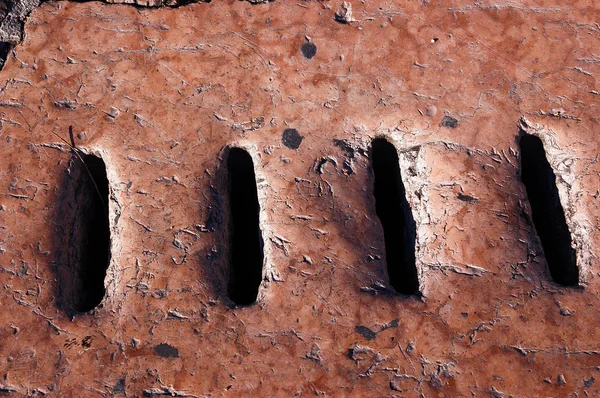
[0,0,599,396]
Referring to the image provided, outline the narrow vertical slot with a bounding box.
[227,148,264,305]
[74,153,111,312]
[371,138,419,295]
[519,133,578,286]
[0,42,13,71]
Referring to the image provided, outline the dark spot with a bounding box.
[355,325,377,341]
[584,377,595,388]
[457,193,479,202]
[282,128,303,149]
[113,378,126,395]
[387,318,399,328]
[441,116,458,128]
[154,343,179,358]
[379,318,400,332]
[301,42,317,59]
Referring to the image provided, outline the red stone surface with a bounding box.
[0,0,599,396]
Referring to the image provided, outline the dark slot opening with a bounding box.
[74,153,111,312]
[0,42,13,71]
[519,133,578,286]
[371,138,419,295]
[227,148,264,305]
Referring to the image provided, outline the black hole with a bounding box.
[73,153,111,312]
[371,138,419,295]
[519,133,578,286]
[227,148,264,305]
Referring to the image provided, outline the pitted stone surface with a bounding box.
[0,1,599,396]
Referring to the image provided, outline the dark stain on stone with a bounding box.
[301,42,317,59]
[441,116,458,128]
[354,325,377,341]
[154,343,179,358]
[282,128,303,149]
[457,193,479,203]
[382,318,399,331]
[113,377,126,395]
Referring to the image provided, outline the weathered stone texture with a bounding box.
[0,0,40,42]
[0,0,599,396]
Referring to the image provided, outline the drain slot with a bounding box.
[71,153,111,312]
[519,133,578,286]
[226,148,264,305]
[371,138,419,295]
